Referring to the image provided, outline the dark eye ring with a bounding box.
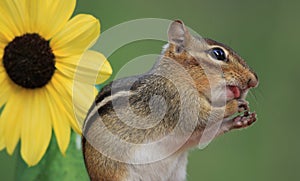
[209,47,227,61]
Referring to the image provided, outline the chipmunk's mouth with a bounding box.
[211,85,248,106]
[226,86,241,99]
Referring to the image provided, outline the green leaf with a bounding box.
[15,131,89,181]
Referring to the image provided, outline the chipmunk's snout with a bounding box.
[247,72,259,88]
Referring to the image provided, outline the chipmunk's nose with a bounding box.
[247,72,259,88]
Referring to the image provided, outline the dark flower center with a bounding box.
[3,33,55,89]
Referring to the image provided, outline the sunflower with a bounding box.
[0,0,112,166]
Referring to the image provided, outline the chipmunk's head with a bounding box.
[162,20,258,105]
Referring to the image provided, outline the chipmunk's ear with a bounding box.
[168,20,191,47]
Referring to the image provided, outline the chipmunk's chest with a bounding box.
[125,152,188,181]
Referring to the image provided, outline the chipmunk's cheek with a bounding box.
[226,86,241,99]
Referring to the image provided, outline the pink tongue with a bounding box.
[229,86,241,98]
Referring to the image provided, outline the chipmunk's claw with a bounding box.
[237,99,249,113]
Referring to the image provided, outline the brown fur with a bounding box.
[82,139,128,181]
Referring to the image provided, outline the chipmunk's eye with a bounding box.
[209,47,227,61]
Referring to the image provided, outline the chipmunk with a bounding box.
[82,20,259,181]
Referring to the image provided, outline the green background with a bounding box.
[1,0,300,180]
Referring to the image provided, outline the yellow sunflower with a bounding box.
[0,0,112,166]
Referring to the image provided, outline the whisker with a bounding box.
[254,88,264,102]
[249,90,258,102]
[247,88,264,114]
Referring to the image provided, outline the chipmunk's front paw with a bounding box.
[220,107,256,135]
[232,112,256,129]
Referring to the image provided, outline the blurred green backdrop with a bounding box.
[1,0,299,180]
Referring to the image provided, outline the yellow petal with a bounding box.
[55,55,80,80]
[0,136,5,150]
[73,82,98,127]
[50,14,100,57]
[1,87,23,154]
[0,108,6,151]
[24,0,76,39]
[0,14,16,44]
[45,88,70,154]
[0,62,4,73]
[56,51,112,84]
[47,74,82,134]
[0,47,4,58]
[0,74,13,107]
[21,89,52,166]
[0,111,5,151]
[0,0,27,36]
[0,123,4,151]
[0,116,4,151]
[48,73,73,103]
[80,51,112,84]
[0,121,5,151]
[0,76,16,152]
